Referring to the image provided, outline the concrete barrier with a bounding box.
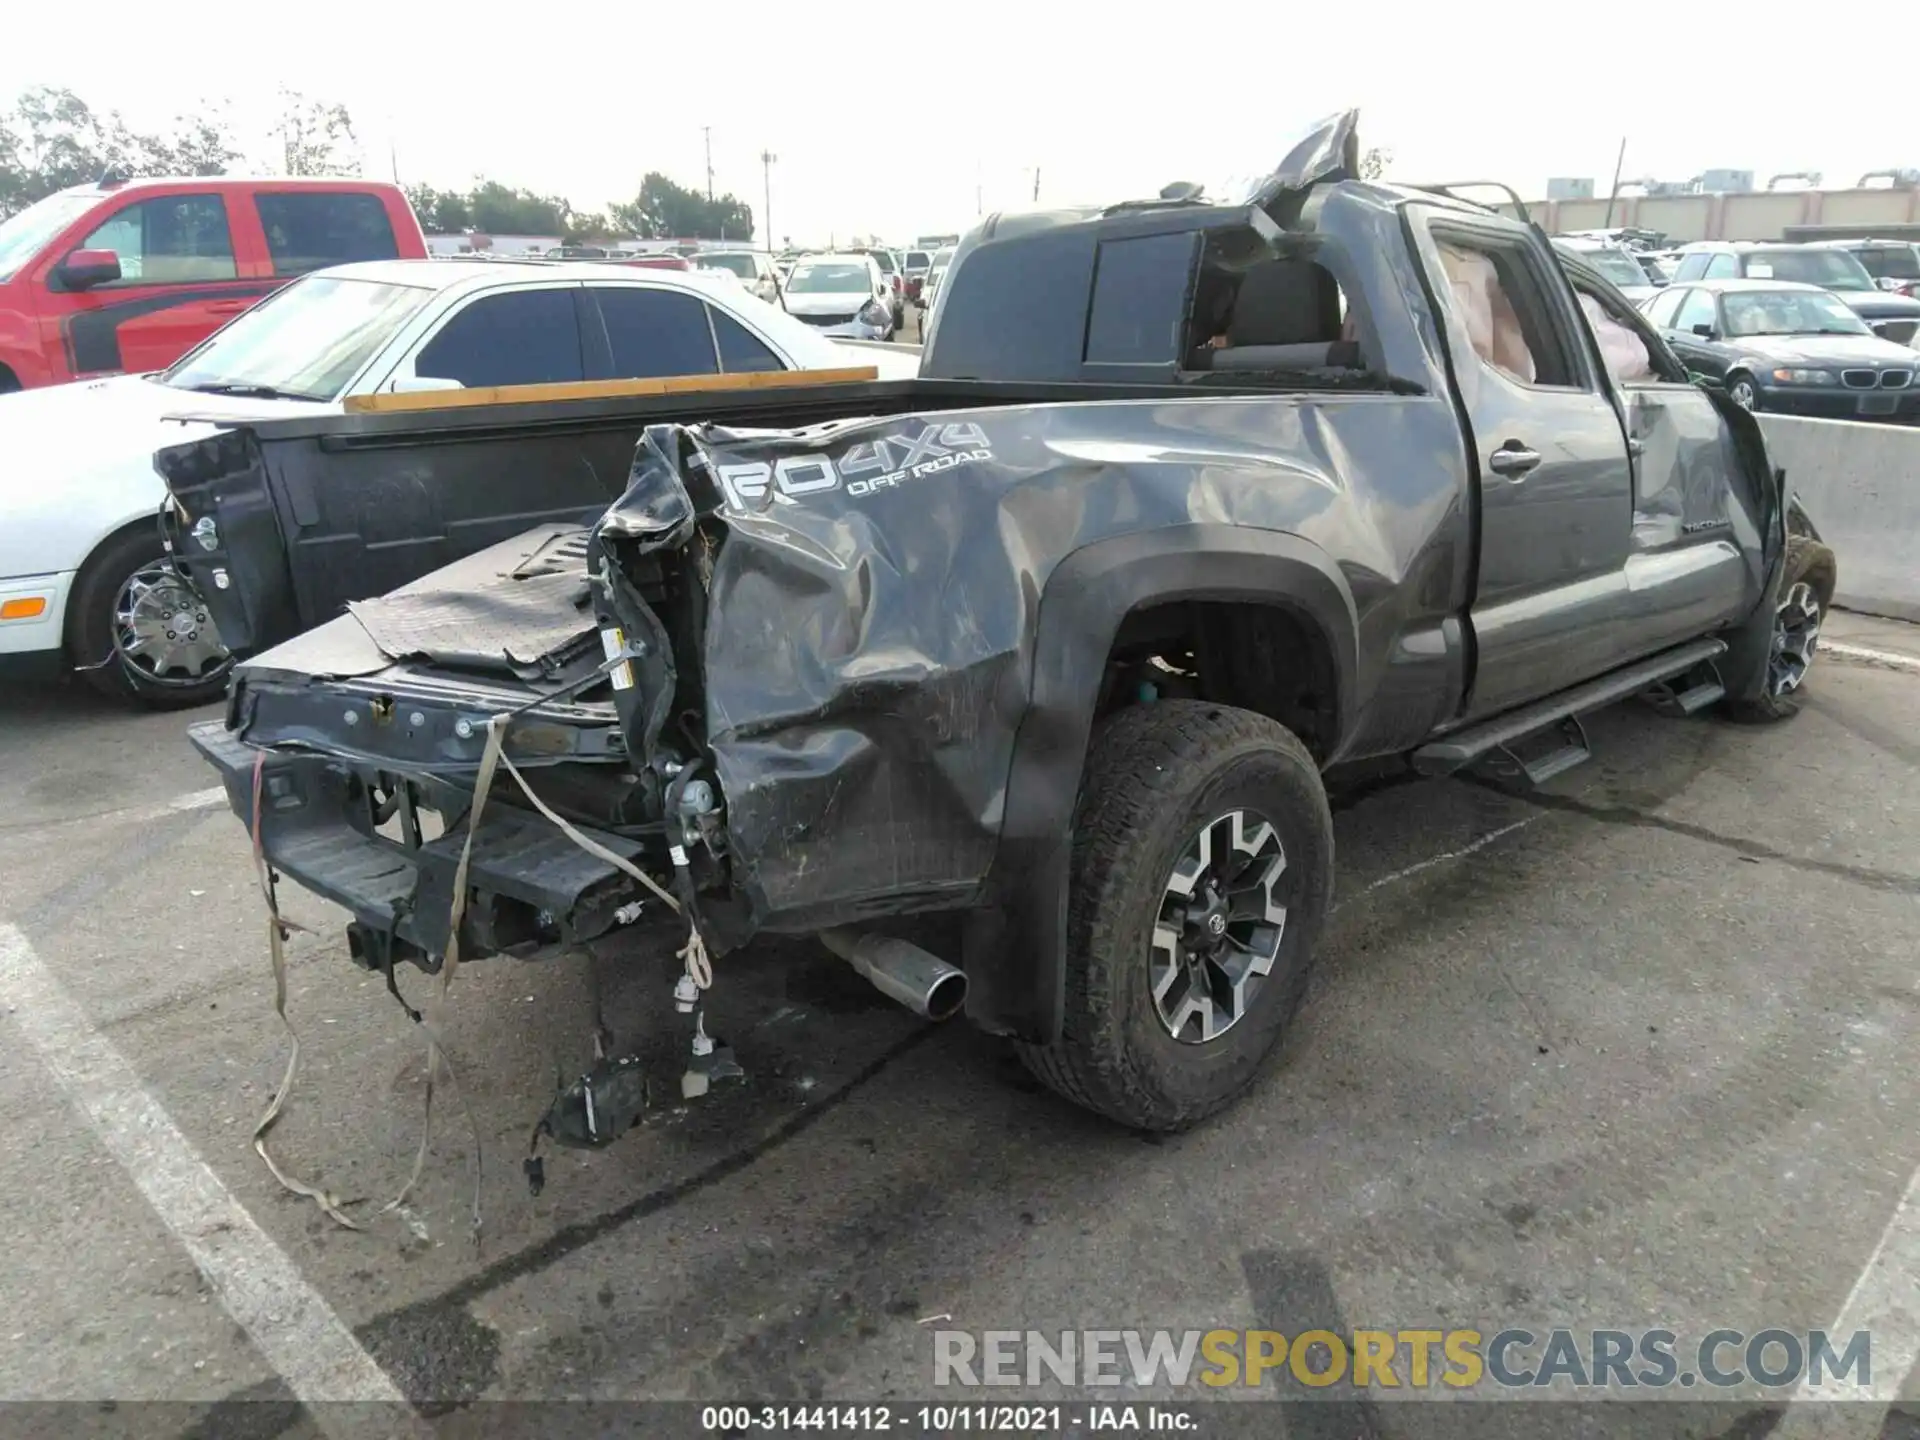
[1757,415,1920,622]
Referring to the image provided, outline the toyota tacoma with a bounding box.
[161,113,1837,1139]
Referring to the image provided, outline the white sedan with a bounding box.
[0,259,916,707]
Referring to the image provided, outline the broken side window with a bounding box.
[1183,235,1369,377]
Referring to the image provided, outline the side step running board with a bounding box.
[1642,658,1727,717]
[1413,636,1729,781]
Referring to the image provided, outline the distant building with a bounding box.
[1546,177,1594,201]
[1516,174,1920,243]
[424,232,563,257]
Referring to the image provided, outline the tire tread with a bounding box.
[1015,700,1331,1130]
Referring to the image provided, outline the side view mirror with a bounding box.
[388,374,466,395]
[1691,322,1715,338]
[59,248,122,290]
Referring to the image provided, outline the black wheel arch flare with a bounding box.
[961,524,1359,1043]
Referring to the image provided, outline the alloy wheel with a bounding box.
[1768,580,1821,696]
[1150,809,1288,1044]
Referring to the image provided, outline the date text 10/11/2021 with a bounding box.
[700,1405,1195,1432]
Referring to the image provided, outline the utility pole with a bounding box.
[703,126,714,203]
[1032,166,1041,202]
[1603,135,1628,227]
[760,150,777,249]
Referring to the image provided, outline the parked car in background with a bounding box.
[695,249,781,304]
[778,254,895,339]
[919,244,956,316]
[1668,242,1920,345]
[1639,251,1680,286]
[0,259,911,704]
[1551,237,1658,302]
[1810,238,1920,298]
[1642,278,1919,419]
[0,176,427,393]
[902,248,933,302]
[854,247,905,325]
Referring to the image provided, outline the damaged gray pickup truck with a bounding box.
[164,114,1836,1138]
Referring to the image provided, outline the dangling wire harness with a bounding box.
[245,643,715,1240]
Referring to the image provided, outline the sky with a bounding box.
[5,3,1915,245]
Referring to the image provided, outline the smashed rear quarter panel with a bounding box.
[632,387,1468,934]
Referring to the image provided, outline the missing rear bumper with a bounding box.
[190,719,667,970]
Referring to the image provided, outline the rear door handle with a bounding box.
[1489,444,1542,479]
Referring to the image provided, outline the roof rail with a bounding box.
[1404,181,1530,224]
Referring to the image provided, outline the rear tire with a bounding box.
[68,527,231,710]
[1723,534,1837,723]
[1015,701,1334,1131]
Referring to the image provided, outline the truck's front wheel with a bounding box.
[1016,701,1334,1131]
[1723,534,1838,723]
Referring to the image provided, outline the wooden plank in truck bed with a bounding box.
[341,365,883,415]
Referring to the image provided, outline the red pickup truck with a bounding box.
[0,177,426,392]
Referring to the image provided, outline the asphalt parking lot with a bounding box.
[3,607,1919,1438]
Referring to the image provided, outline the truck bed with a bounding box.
[158,371,1301,662]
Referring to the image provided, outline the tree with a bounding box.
[150,105,240,177]
[276,89,358,177]
[0,86,240,218]
[404,183,473,234]
[1360,146,1392,181]
[610,172,752,240]
[466,180,570,235]
[563,212,613,244]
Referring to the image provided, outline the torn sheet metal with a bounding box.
[592,374,1470,937]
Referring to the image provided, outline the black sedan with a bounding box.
[1641,279,1920,421]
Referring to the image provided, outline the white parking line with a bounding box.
[1824,641,1920,675]
[0,922,423,1437]
[1333,817,1542,912]
[1773,1159,1920,1437]
[0,785,227,836]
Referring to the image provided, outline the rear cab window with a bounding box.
[254,192,400,277]
[1085,233,1192,365]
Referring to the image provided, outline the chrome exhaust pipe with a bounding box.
[819,928,968,1021]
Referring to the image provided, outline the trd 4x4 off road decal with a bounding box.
[717,421,994,511]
